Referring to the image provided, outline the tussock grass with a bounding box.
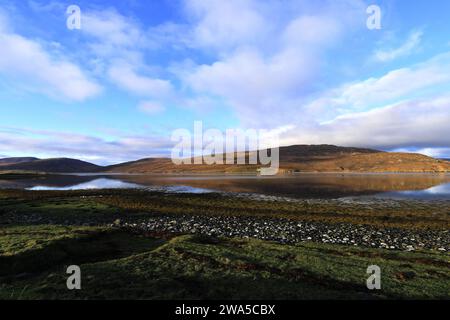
[0,225,448,300]
[0,189,448,300]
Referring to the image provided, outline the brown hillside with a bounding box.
[0,157,39,166]
[105,145,450,174]
[281,152,450,173]
[0,158,102,173]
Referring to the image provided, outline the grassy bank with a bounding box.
[0,189,448,300]
[1,224,449,300]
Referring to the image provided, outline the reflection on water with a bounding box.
[1,173,449,200]
[26,178,214,193]
[27,178,143,190]
[374,182,450,200]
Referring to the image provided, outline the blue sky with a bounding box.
[0,0,450,164]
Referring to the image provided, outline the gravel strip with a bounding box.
[117,214,449,252]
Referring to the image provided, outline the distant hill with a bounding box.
[277,144,379,162]
[280,152,450,173]
[104,145,450,174]
[104,145,379,174]
[0,158,102,173]
[0,157,39,166]
[2,145,448,174]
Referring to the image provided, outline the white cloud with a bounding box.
[82,9,146,57]
[393,147,450,159]
[374,30,423,62]
[305,52,450,120]
[81,9,175,101]
[281,14,342,48]
[184,47,315,127]
[3,1,449,161]
[0,12,101,101]
[278,95,450,152]
[0,127,173,165]
[138,101,165,114]
[185,0,268,50]
[179,0,365,127]
[108,63,173,98]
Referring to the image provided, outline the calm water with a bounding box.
[1,173,450,200]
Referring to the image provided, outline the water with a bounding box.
[25,177,214,193]
[27,178,144,191]
[374,182,450,200]
[1,173,450,200]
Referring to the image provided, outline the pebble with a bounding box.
[114,214,450,252]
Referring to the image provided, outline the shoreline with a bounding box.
[1,188,449,252]
[116,214,449,252]
[1,171,450,177]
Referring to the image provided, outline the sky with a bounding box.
[0,0,450,164]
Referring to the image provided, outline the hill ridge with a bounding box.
[0,158,102,173]
[1,145,448,174]
[105,145,449,174]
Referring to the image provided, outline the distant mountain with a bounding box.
[105,157,173,173]
[104,145,380,174]
[280,152,450,173]
[2,145,448,174]
[0,158,102,173]
[0,157,39,166]
[104,144,450,174]
[277,144,380,161]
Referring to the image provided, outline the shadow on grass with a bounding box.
[0,230,165,278]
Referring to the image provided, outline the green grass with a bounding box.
[0,225,448,300]
[0,225,165,278]
[0,196,117,218]
[0,189,448,300]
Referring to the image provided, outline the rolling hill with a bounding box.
[279,152,450,173]
[0,158,102,173]
[0,157,39,166]
[1,145,449,174]
[105,145,450,174]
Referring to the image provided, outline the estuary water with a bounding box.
[1,173,450,200]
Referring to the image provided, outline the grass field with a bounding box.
[0,189,449,300]
[1,225,449,300]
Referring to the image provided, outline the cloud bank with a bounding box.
[1,1,450,160]
[0,10,101,101]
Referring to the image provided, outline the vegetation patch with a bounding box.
[0,225,165,278]
[0,189,448,300]
[0,226,448,300]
